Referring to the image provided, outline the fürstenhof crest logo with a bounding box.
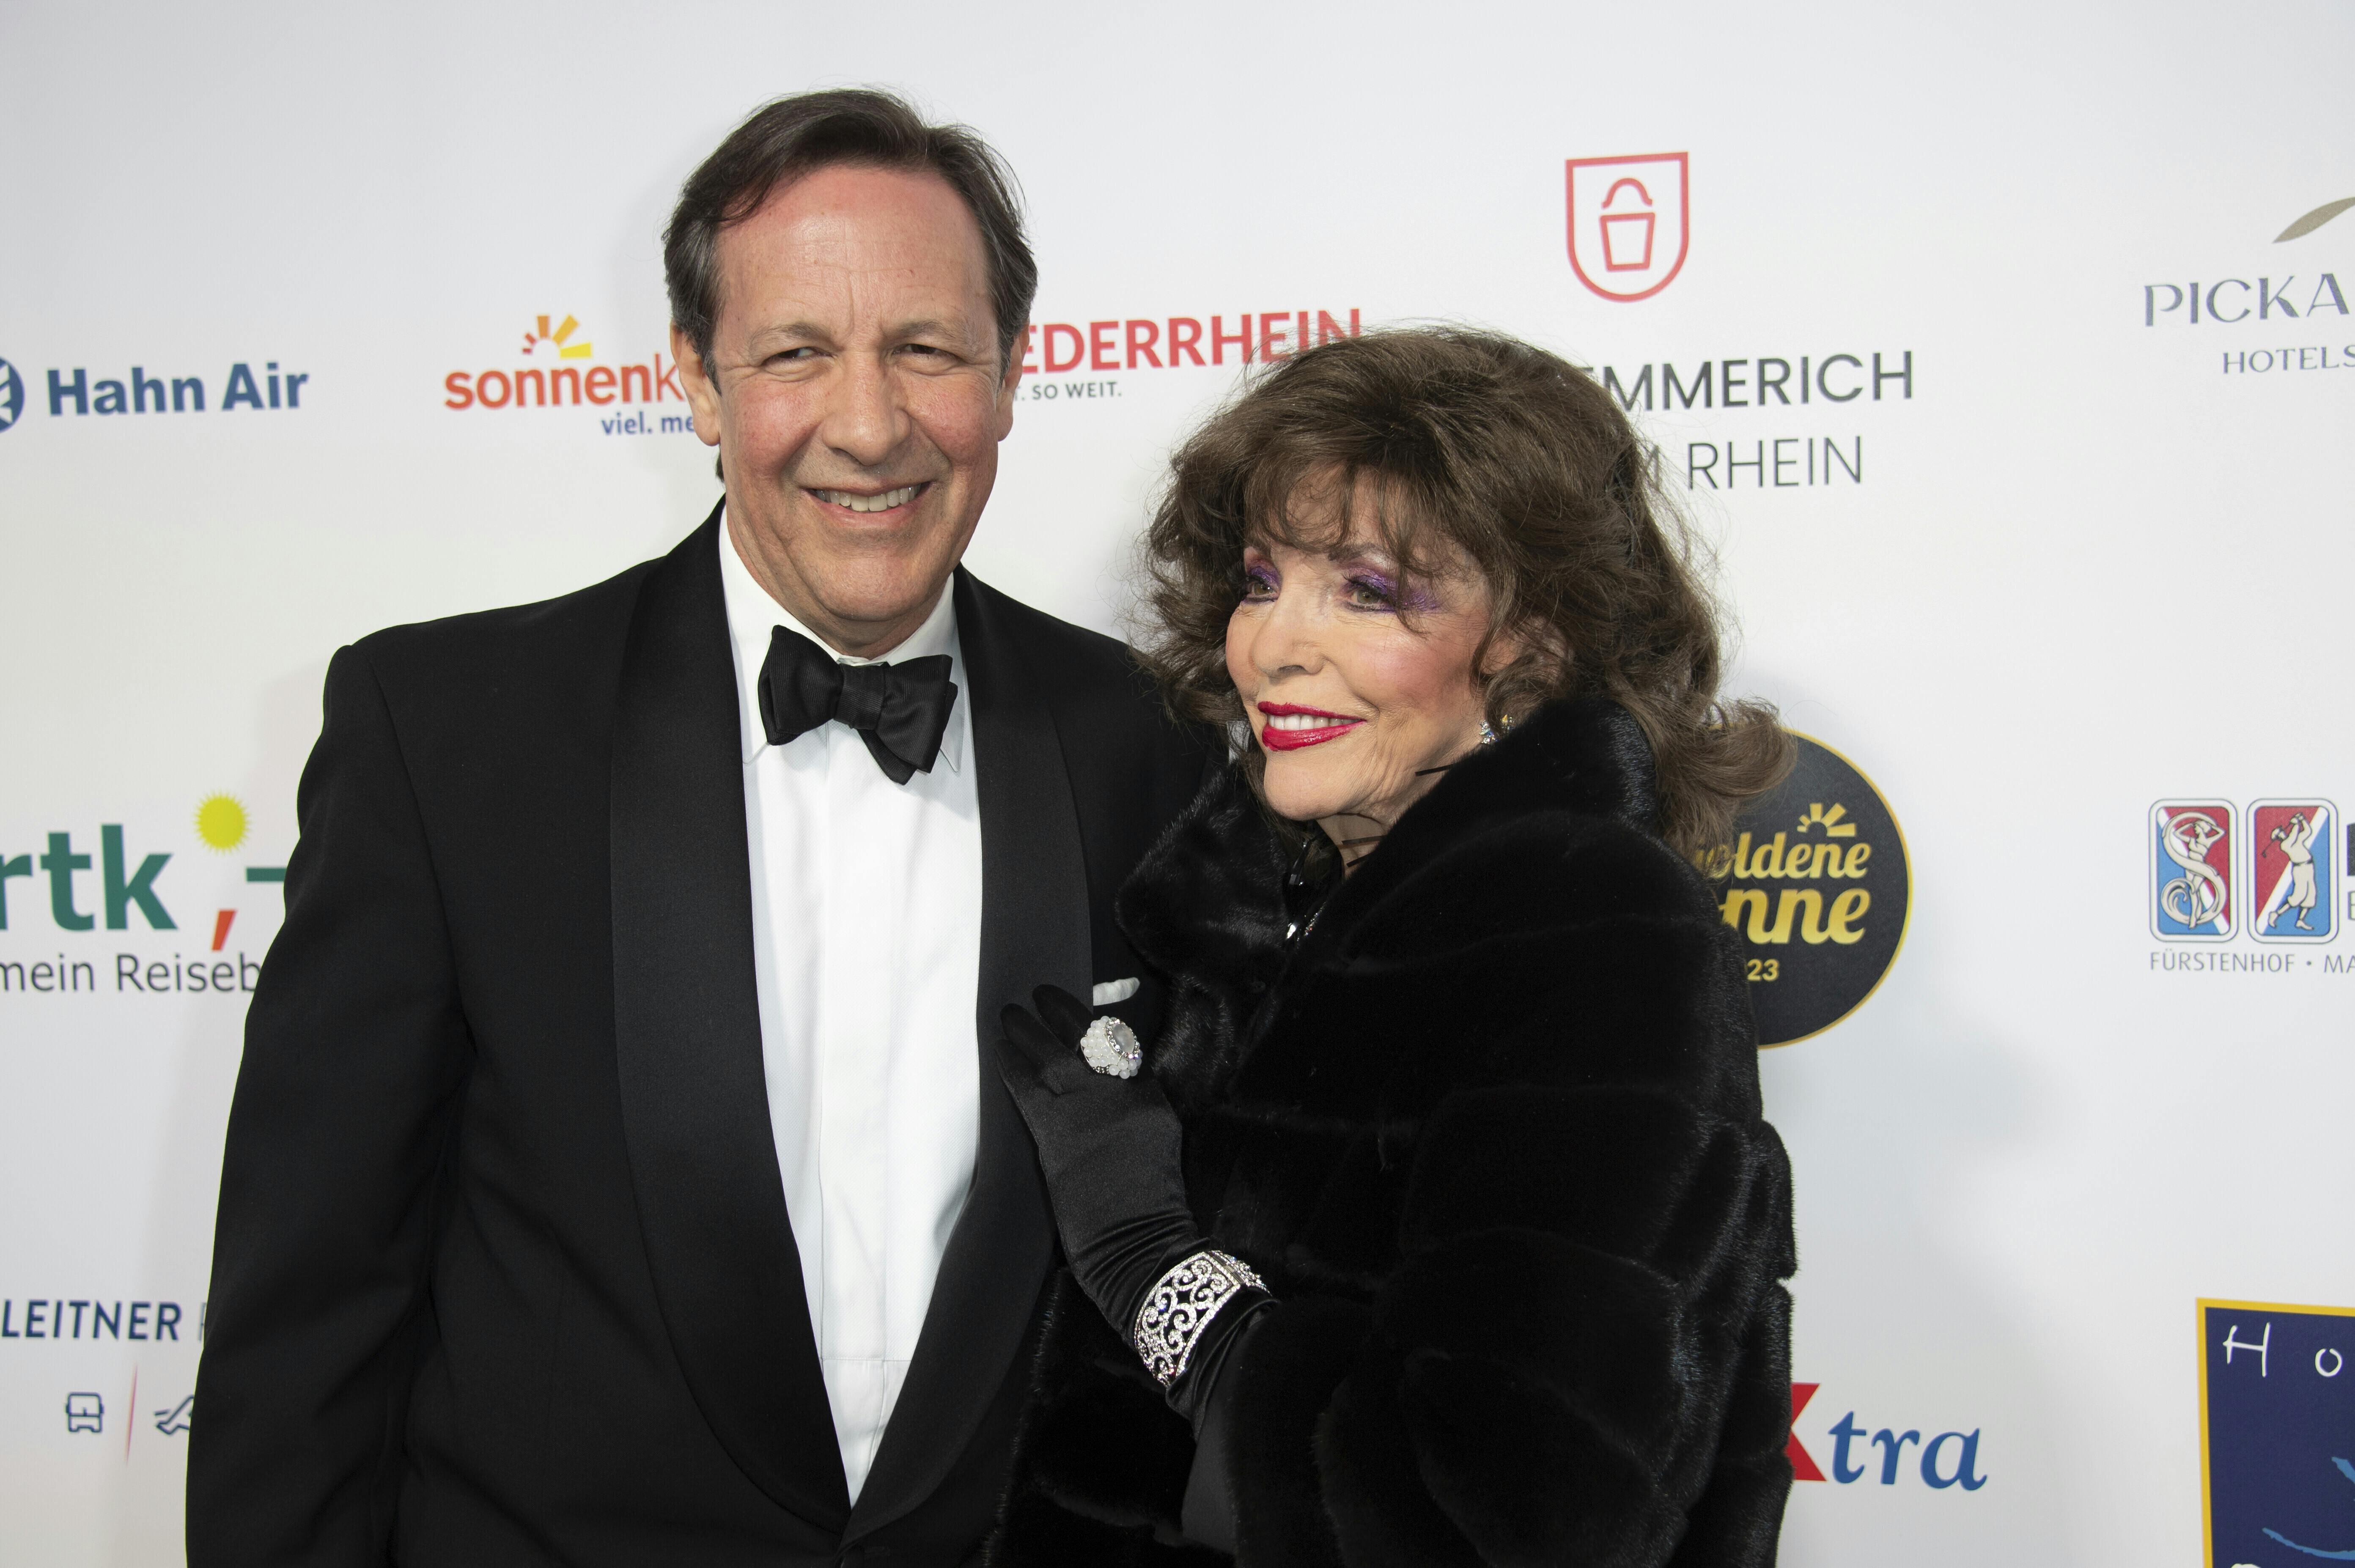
[1567,153,1690,303]
[2249,799,2335,942]
[0,357,23,433]
[2152,801,2236,940]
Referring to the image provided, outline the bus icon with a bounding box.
[65,1392,103,1434]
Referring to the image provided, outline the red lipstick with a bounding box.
[1257,702,1363,752]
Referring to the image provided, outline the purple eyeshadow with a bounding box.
[1353,570,1439,612]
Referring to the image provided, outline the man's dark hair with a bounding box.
[664,88,1037,374]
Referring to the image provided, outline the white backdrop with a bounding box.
[3,2,2351,1562]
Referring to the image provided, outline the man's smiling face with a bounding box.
[675,162,1019,656]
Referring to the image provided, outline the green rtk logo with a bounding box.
[2,828,178,931]
[2,797,284,936]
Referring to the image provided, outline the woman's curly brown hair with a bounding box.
[1133,325,1791,860]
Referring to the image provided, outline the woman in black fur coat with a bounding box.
[989,328,1798,1566]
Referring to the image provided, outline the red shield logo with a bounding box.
[1566,153,1690,302]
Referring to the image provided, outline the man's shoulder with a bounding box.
[959,569,1217,776]
[958,571,1169,718]
[959,571,1133,681]
[353,551,661,680]
[334,526,711,751]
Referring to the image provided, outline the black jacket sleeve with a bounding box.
[188,644,474,1566]
[1303,1085,1795,1566]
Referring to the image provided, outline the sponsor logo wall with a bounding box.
[2201,1301,2355,1568]
[1706,737,1910,1048]
[3,5,2349,1563]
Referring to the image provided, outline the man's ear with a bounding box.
[670,323,725,449]
[993,343,1024,441]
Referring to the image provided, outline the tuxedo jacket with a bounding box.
[189,508,1216,1568]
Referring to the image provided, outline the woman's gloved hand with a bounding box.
[994,985,1203,1337]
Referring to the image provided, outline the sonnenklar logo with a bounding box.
[1697,735,1910,1047]
[442,313,699,439]
[1566,154,1690,303]
[0,357,23,433]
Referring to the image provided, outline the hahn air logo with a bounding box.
[442,314,698,438]
[0,356,307,429]
[0,796,284,996]
[1567,153,1689,303]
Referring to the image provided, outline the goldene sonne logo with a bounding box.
[1696,734,1910,1047]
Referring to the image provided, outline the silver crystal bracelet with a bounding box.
[1133,1249,1266,1387]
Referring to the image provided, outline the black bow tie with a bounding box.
[756,625,958,784]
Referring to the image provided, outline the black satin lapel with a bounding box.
[846,569,1084,1541]
[609,504,850,1529]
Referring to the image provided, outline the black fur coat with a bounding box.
[989,699,1795,1566]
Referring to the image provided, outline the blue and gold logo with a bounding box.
[1699,734,1911,1047]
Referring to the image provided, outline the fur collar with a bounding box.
[1115,698,1663,1106]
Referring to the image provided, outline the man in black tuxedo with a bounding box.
[189,89,1211,1567]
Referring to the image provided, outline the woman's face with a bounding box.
[1225,479,1513,847]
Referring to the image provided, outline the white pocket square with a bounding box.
[1091,977,1140,1006]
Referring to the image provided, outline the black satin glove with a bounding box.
[997,985,1274,1437]
[995,985,1204,1338]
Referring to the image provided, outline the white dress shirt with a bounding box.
[718,513,983,1505]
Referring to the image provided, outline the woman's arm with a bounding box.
[993,987,1273,1414]
[1300,1083,1795,1567]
